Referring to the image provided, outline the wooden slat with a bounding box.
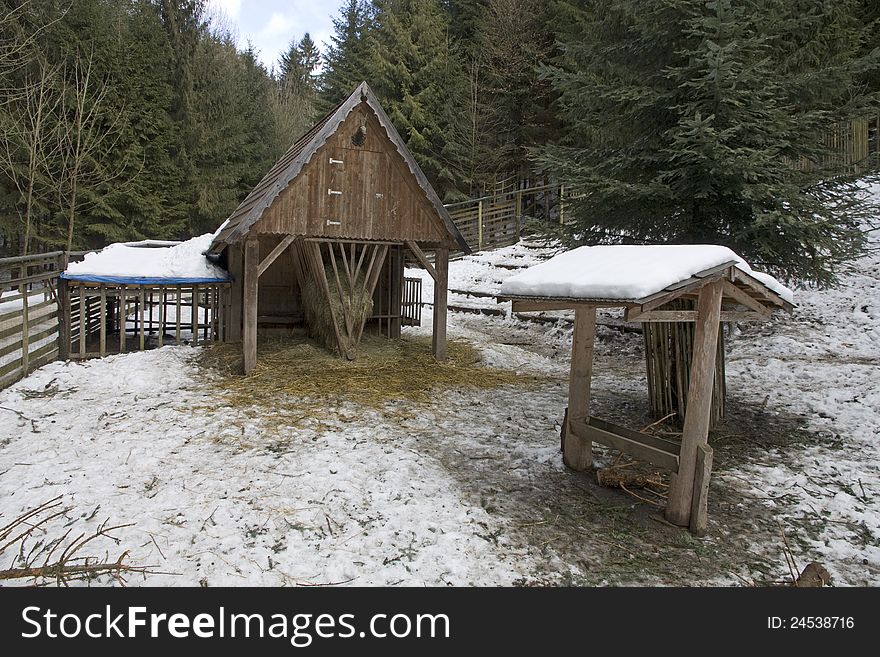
[191,285,199,346]
[569,417,680,472]
[626,309,769,323]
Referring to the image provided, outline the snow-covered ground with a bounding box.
[1,210,878,586]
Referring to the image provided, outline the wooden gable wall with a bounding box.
[253,103,452,246]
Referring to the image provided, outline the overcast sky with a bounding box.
[206,0,345,71]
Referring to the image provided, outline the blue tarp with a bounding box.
[60,272,231,285]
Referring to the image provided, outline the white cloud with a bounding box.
[206,0,242,21]
[262,11,297,37]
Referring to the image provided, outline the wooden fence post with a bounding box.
[559,184,565,225]
[477,200,484,251]
[58,254,70,360]
[20,280,29,374]
[515,190,522,240]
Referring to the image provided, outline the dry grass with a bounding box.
[198,334,546,425]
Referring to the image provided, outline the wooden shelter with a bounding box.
[210,82,469,372]
[498,247,794,533]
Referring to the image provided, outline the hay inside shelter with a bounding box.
[300,264,373,357]
[199,334,546,424]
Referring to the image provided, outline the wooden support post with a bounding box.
[391,246,402,339]
[243,238,259,374]
[191,284,199,346]
[563,306,596,471]
[157,287,165,348]
[432,248,449,361]
[689,443,713,536]
[228,245,243,343]
[139,289,146,350]
[58,275,70,360]
[119,290,126,353]
[175,287,181,345]
[665,279,723,526]
[78,287,86,357]
[99,287,106,357]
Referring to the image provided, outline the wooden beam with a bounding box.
[625,309,769,323]
[307,241,346,357]
[405,240,438,281]
[732,268,791,311]
[510,299,628,313]
[564,306,596,471]
[356,244,389,344]
[722,279,772,317]
[689,443,714,536]
[78,287,86,358]
[634,270,727,315]
[243,238,259,374]
[432,248,449,361]
[258,234,296,278]
[665,279,723,526]
[569,417,680,473]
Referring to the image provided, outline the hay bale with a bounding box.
[301,265,374,358]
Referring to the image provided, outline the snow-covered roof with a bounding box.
[62,234,230,284]
[499,244,793,304]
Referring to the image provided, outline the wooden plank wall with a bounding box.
[254,106,452,247]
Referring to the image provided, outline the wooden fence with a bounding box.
[445,183,569,252]
[0,250,231,391]
[59,281,230,360]
[795,114,880,175]
[0,252,66,389]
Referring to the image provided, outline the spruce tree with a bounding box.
[368,0,468,201]
[536,0,880,284]
[320,0,373,106]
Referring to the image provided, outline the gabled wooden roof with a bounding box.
[501,262,794,323]
[210,82,469,254]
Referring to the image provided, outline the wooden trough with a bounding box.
[500,251,794,533]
